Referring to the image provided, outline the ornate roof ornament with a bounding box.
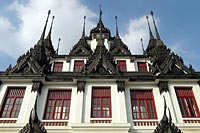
[56,38,61,54]
[39,10,51,44]
[82,16,86,38]
[115,16,119,38]
[6,10,54,74]
[82,25,120,74]
[90,5,111,36]
[44,15,56,55]
[69,16,92,56]
[140,38,145,54]
[19,96,47,133]
[151,10,161,40]
[154,96,182,133]
[146,15,154,40]
[109,16,131,55]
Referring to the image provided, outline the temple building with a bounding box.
[0,7,200,133]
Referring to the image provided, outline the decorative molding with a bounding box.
[157,81,168,94]
[77,80,86,92]
[154,96,182,133]
[32,80,43,94]
[116,80,125,92]
[19,96,47,133]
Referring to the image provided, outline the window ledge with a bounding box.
[183,118,200,123]
[133,119,158,122]
[0,118,17,123]
[42,120,69,126]
[90,118,112,123]
[132,119,158,126]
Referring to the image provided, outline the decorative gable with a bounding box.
[109,37,131,55]
[82,37,120,75]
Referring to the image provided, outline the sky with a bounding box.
[0,0,199,71]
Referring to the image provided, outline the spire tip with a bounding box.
[150,10,153,16]
[48,10,51,15]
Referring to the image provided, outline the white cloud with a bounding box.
[122,15,159,54]
[0,0,96,58]
[0,0,159,60]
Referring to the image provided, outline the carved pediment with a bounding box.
[109,37,131,55]
[83,44,120,75]
[69,38,92,56]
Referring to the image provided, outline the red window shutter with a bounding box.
[117,60,127,72]
[130,90,157,119]
[175,87,200,118]
[74,60,84,72]
[44,90,71,120]
[91,87,111,118]
[53,62,63,72]
[0,87,25,118]
[137,62,148,72]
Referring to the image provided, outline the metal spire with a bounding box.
[82,16,86,38]
[146,16,154,40]
[46,15,55,40]
[99,4,102,22]
[140,38,145,54]
[115,16,119,38]
[40,10,51,40]
[151,10,161,40]
[56,38,61,54]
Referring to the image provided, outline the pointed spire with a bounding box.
[146,16,154,40]
[115,16,119,38]
[140,38,145,54]
[151,10,161,40]
[40,10,51,40]
[82,16,86,38]
[56,38,61,54]
[99,4,102,22]
[46,15,55,40]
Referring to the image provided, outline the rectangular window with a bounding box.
[0,87,25,118]
[137,62,148,72]
[91,87,111,118]
[117,60,127,72]
[130,90,157,119]
[44,90,71,120]
[175,87,200,118]
[74,60,84,72]
[53,62,63,72]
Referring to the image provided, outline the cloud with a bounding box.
[170,42,199,59]
[122,15,159,55]
[0,0,96,58]
[0,0,159,68]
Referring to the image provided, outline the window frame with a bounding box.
[74,60,84,72]
[43,90,72,120]
[91,87,112,118]
[130,90,157,120]
[53,62,63,72]
[175,87,200,118]
[117,60,127,72]
[137,62,148,72]
[0,87,26,118]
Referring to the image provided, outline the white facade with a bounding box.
[0,9,200,133]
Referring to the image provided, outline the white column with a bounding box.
[118,91,128,123]
[72,91,84,123]
[17,86,37,123]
